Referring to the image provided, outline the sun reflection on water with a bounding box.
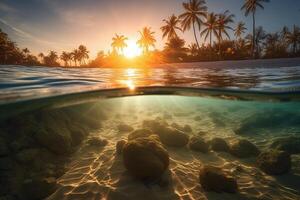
[118,68,137,90]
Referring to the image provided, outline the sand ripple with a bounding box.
[46,136,300,200]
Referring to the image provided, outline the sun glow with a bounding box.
[124,39,142,58]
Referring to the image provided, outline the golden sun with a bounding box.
[124,39,142,58]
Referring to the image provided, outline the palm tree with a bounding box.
[22,48,30,55]
[179,0,207,49]
[164,37,188,61]
[38,53,44,63]
[137,27,156,54]
[241,0,270,58]
[43,51,59,67]
[161,15,182,40]
[234,21,247,40]
[165,37,187,51]
[49,51,58,61]
[111,34,128,55]
[246,26,267,57]
[60,51,71,67]
[78,45,89,65]
[201,12,218,47]
[285,25,300,54]
[265,32,288,58]
[188,43,199,56]
[265,33,280,48]
[216,10,235,57]
[281,26,289,39]
[71,49,81,66]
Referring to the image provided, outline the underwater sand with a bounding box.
[46,96,300,200]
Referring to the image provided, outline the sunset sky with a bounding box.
[1,0,300,58]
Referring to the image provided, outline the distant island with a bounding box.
[0,0,300,68]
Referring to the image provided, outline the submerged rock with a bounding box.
[188,137,209,153]
[127,129,154,141]
[117,123,134,132]
[21,177,57,200]
[199,165,238,193]
[171,123,192,133]
[9,136,35,153]
[158,127,189,147]
[15,148,39,163]
[122,135,169,181]
[116,140,126,155]
[270,136,300,154]
[142,119,168,134]
[33,126,73,155]
[69,124,87,146]
[209,138,229,152]
[86,137,108,147]
[229,139,260,158]
[257,150,291,175]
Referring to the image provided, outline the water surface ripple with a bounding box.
[1,58,300,103]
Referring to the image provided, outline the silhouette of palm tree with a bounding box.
[38,53,44,63]
[78,45,89,65]
[216,10,235,57]
[43,51,59,66]
[137,27,156,54]
[245,26,267,57]
[285,25,300,54]
[111,34,128,55]
[161,15,182,40]
[22,48,30,58]
[281,26,289,39]
[60,51,72,66]
[234,21,247,40]
[72,49,81,66]
[188,43,199,56]
[201,12,218,47]
[179,0,207,49]
[241,0,270,58]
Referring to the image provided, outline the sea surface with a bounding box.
[1,58,300,104]
[0,58,300,200]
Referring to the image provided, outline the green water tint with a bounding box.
[0,94,300,199]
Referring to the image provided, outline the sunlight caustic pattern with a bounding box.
[123,39,142,58]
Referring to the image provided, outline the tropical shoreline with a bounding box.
[1,0,300,68]
[5,57,299,69]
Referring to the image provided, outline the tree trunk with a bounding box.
[218,29,221,60]
[210,31,212,60]
[193,22,200,50]
[252,12,256,59]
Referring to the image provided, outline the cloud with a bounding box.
[0,18,33,39]
[0,18,72,48]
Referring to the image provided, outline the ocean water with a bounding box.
[0,59,300,200]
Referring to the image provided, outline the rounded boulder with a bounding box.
[188,137,209,153]
[209,138,229,152]
[229,139,260,158]
[122,135,169,181]
[199,165,238,193]
[257,150,291,175]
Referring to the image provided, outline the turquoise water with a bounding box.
[0,60,300,200]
